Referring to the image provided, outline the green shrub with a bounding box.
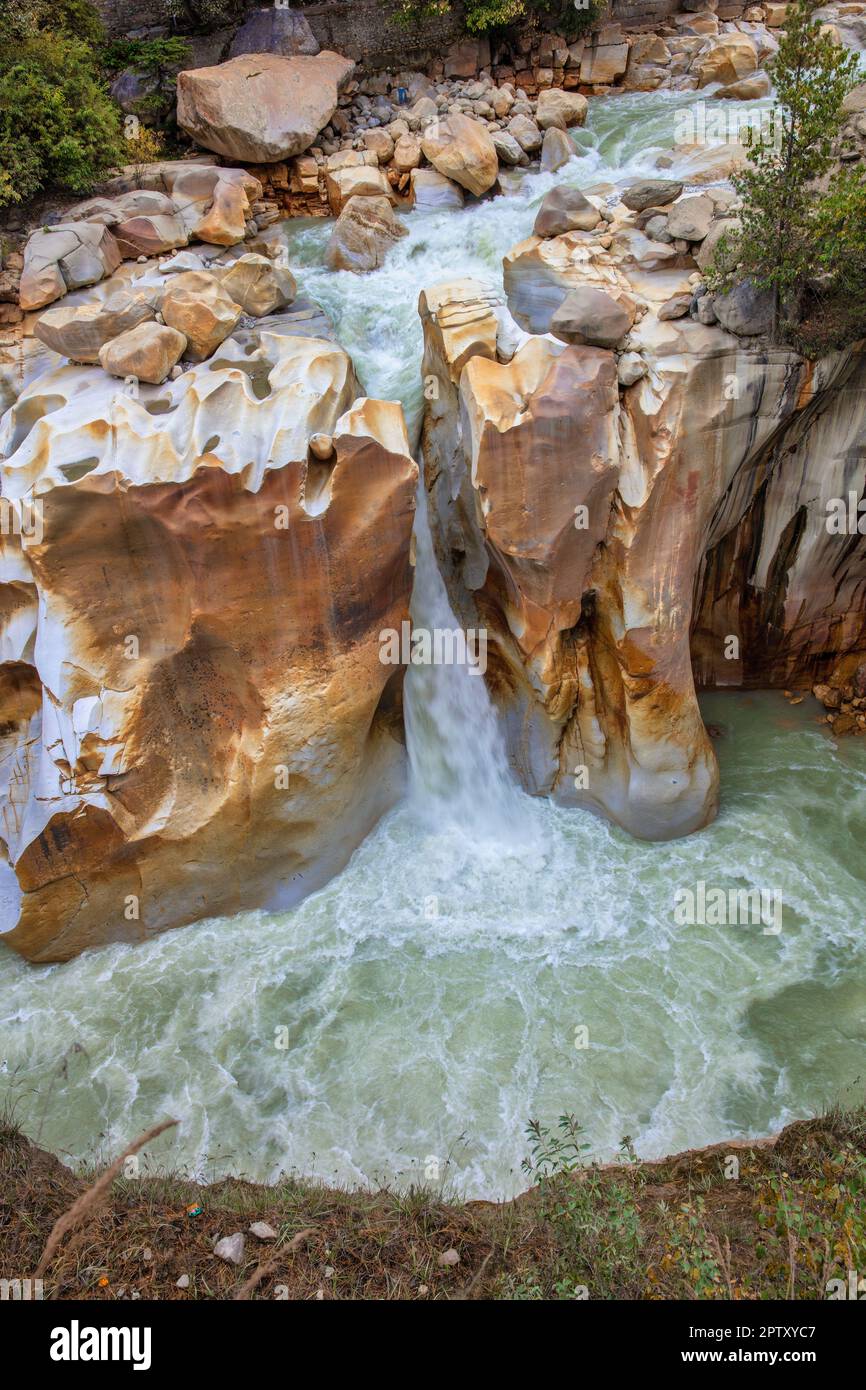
[0,1,123,208]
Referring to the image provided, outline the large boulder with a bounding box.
[713,278,775,336]
[112,213,190,258]
[421,114,499,196]
[217,254,297,317]
[550,286,634,348]
[507,114,543,154]
[326,196,408,274]
[161,270,242,360]
[98,322,188,384]
[533,186,601,237]
[695,34,758,86]
[19,224,122,312]
[228,6,320,57]
[536,88,588,131]
[621,179,683,213]
[33,291,157,364]
[176,51,355,163]
[665,194,714,242]
[409,168,465,211]
[540,128,574,174]
[326,164,393,215]
[0,333,417,961]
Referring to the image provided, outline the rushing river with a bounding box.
[1,87,865,1197]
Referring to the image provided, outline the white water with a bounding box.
[1,88,865,1196]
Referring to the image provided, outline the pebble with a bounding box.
[214,1232,245,1264]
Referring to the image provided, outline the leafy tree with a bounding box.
[709,0,860,339]
[0,0,123,207]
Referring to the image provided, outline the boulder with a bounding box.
[507,114,543,154]
[533,186,601,237]
[228,7,319,57]
[540,127,574,174]
[326,164,393,215]
[176,51,355,163]
[409,168,464,211]
[695,34,758,87]
[392,133,423,173]
[33,290,157,364]
[665,194,714,241]
[159,166,262,247]
[549,286,634,348]
[658,292,693,320]
[536,88,588,131]
[580,37,630,84]
[0,334,417,961]
[326,195,408,273]
[98,322,188,384]
[716,72,771,99]
[695,215,740,271]
[19,223,122,312]
[621,179,683,213]
[421,114,499,197]
[712,277,775,336]
[161,270,243,360]
[492,131,527,166]
[112,213,190,258]
[363,129,395,163]
[218,254,296,317]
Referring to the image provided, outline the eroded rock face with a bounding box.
[176,51,356,163]
[0,332,417,961]
[418,272,866,842]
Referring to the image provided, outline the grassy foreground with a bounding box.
[1,1108,864,1300]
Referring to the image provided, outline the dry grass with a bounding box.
[1,1108,864,1300]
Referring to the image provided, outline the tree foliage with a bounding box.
[709,0,862,349]
[0,0,123,208]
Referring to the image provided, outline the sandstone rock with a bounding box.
[326,164,393,215]
[98,322,188,384]
[176,51,355,163]
[326,195,408,273]
[621,179,683,213]
[666,194,714,241]
[540,127,574,173]
[218,254,296,317]
[695,34,758,86]
[0,334,417,961]
[421,114,499,196]
[409,168,464,211]
[20,224,122,312]
[154,165,262,248]
[362,129,395,163]
[536,88,588,131]
[33,291,157,364]
[695,216,740,271]
[550,286,634,348]
[492,131,527,166]
[507,114,543,154]
[533,186,601,237]
[842,83,866,115]
[764,4,788,24]
[580,39,630,85]
[161,270,242,360]
[617,350,647,385]
[658,292,693,320]
[228,6,320,58]
[392,133,423,173]
[112,213,190,258]
[713,277,774,335]
[716,72,771,99]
